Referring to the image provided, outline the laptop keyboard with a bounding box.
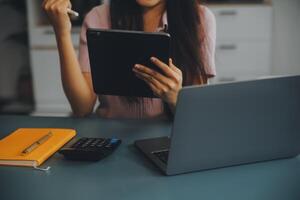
[153,150,169,164]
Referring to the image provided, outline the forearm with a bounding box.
[56,33,96,116]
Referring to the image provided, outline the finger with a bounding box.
[134,67,177,90]
[53,0,71,8]
[135,73,163,97]
[45,0,62,7]
[169,59,183,84]
[44,0,69,15]
[42,0,53,6]
[52,0,70,13]
[134,70,168,95]
[150,57,177,79]
[169,58,181,74]
[134,69,164,88]
[68,1,72,9]
[135,74,161,97]
[42,0,48,8]
[43,0,57,10]
[133,64,170,86]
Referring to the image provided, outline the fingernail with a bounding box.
[150,57,156,62]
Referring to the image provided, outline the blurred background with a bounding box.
[0,0,299,116]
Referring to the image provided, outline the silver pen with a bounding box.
[21,132,53,155]
[67,8,79,17]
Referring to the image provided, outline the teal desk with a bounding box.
[0,115,300,200]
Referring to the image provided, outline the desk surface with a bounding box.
[0,115,300,200]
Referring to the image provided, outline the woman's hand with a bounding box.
[133,57,183,112]
[42,0,72,36]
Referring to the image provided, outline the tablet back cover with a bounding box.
[87,28,170,98]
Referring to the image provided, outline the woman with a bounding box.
[42,0,216,119]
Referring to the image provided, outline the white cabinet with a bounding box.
[215,41,271,82]
[209,5,273,83]
[211,6,272,40]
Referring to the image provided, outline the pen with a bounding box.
[21,132,53,155]
[67,8,79,17]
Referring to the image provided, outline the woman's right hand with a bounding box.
[42,0,72,36]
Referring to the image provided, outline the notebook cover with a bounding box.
[0,128,76,167]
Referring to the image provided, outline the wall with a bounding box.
[0,4,27,99]
[271,0,300,75]
[0,1,33,114]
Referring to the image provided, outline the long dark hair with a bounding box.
[109,0,208,85]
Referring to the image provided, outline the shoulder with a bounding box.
[86,3,110,19]
[197,5,216,38]
[83,3,110,28]
[199,5,215,18]
[197,5,217,77]
[198,5,216,28]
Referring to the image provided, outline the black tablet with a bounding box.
[87,28,171,98]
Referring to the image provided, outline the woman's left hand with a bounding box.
[133,57,183,111]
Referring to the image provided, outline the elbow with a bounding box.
[64,91,96,117]
[68,97,96,118]
[72,111,90,118]
[71,107,94,118]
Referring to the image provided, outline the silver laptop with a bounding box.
[135,75,300,175]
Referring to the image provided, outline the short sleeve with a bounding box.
[200,6,217,78]
[78,5,110,72]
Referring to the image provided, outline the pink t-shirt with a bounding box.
[78,3,216,119]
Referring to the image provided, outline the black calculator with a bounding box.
[59,137,121,161]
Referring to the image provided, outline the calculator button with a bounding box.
[95,139,104,144]
[80,138,89,143]
[72,140,83,148]
[96,143,103,148]
[87,139,95,145]
[88,139,96,147]
[72,144,80,148]
[96,140,105,147]
[87,139,94,143]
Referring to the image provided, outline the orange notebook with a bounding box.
[0,128,76,168]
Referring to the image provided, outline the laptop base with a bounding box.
[134,137,170,174]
